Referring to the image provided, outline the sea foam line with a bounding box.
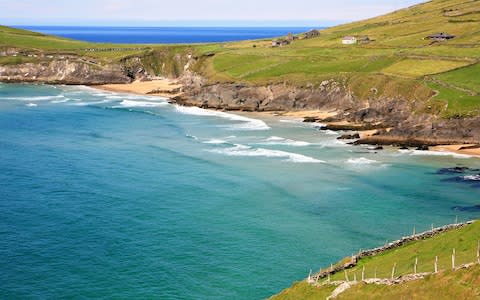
[399,149,473,159]
[175,106,270,131]
[3,95,65,101]
[113,99,169,108]
[208,144,324,163]
[346,157,379,164]
[256,136,312,147]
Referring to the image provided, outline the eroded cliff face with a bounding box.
[176,72,480,144]
[0,60,131,85]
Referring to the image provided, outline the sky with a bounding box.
[0,0,425,26]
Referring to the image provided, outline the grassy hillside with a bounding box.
[1,0,480,116]
[273,265,480,300]
[271,221,480,299]
[195,0,480,117]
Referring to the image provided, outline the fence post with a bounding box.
[452,248,456,270]
[374,267,377,279]
[362,266,365,281]
[414,257,418,274]
[344,270,349,282]
[353,273,357,282]
[477,240,480,264]
[391,262,397,279]
[435,256,438,273]
[328,273,331,283]
[413,226,416,236]
[431,223,434,231]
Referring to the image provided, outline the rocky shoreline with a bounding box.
[1,55,480,153]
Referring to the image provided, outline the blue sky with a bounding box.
[0,0,424,26]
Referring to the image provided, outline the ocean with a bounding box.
[1,83,479,299]
[15,26,314,44]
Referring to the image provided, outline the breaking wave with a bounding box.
[257,136,311,147]
[208,144,324,163]
[115,100,168,108]
[346,157,378,164]
[175,106,270,131]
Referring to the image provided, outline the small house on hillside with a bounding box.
[357,36,371,44]
[426,32,456,41]
[342,36,357,45]
[286,33,299,42]
[272,39,290,47]
[305,29,320,39]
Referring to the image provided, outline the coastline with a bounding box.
[89,81,480,159]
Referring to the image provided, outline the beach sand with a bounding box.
[266,110,338,120]
[96,79,183,98]
[431,144,480,157]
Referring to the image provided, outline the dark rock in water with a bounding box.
[318,126,329,131]
[338,133,361,140]
[452,205,480,212]
[416,145,429,151]
[437,166,470,175]
[369,146,384,150]
[399,146,409,150]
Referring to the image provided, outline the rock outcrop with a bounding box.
[0,60,131,85]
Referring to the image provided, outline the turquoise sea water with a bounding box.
[1,84,479,299]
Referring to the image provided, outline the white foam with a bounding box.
[266,136,284,141]
[279,119,303,124]
[324,130,339,136]
[259,136,311,147]
[186,134,198,140]
[115,100,168,108]
[5,95,65,101]
[26,103,38,107]
[209,144,324,163]
[50,98,75,104]
[400,150,473,159]
[70,100,113,106]
[175,106,270,131]
[463,175,480,181]
[203,139,228,144]
[347,157,378,164]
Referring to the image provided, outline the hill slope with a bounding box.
[271,221,480,299]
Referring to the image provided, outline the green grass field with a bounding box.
[1,0,479,117]
[271,221,480,300]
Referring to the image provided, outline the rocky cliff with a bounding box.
[0,59,131,85]
[176,72,480,145]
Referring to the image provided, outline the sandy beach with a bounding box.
[431,144,480,157]
[96,79,183,98]
[267,110,338,120]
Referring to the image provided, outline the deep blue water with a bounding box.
[1,84,479,299]
[15,26,315,44]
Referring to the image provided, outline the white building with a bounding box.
[342,36,357,45]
